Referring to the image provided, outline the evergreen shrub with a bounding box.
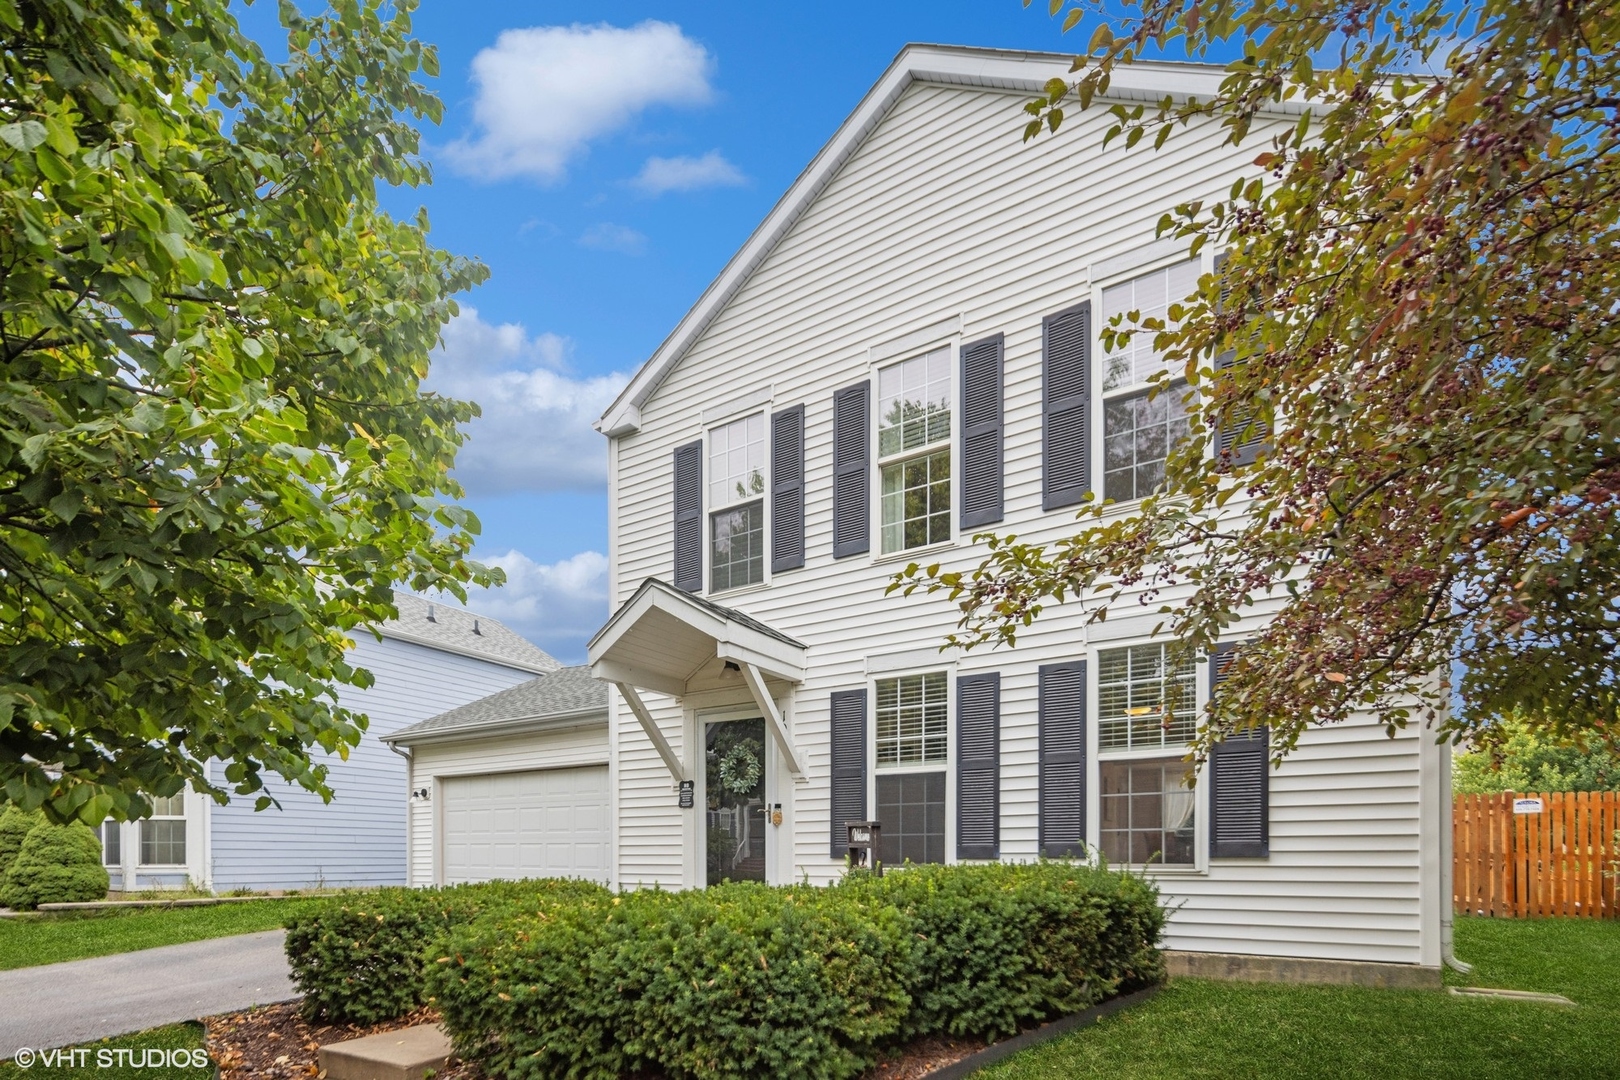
[0,806,42,884]
[0,820,110,910]
[420,862,1163,1080]
[283,878,610,1023]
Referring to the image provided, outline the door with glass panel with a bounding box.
[704,718,768,885]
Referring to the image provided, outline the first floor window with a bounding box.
[100,820,121,867]
[1099,758,1196,866]
[875,672,948,866]
[1097,643,1196,752]
[880,448,950,553]
[711,501,764,591]
[1102,386,1191,503]
[140,793,186,866]
[877,772,945,867]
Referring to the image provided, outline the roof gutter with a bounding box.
[385,705,608,748]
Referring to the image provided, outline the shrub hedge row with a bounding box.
[283,877,610,1022]
[283,863,1163,1080]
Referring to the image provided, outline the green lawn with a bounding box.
[0,899,316,970]
[978,916,1620,1080]
[0,1025,206,1080]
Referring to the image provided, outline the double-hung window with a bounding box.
[878,347,951,554]
[1096,643,1198,867]
[100,820,121,867]
[1099,260,1199,503]
[708,412,766,592]
[139,793,186,866]
[874,671,948,866]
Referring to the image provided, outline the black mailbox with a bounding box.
[845,820,882,876]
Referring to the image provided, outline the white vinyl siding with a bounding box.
[606,72,1442,967]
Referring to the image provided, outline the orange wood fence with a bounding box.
[1454,792,1620,918]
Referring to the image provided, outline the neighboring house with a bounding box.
[100,594,560,892]
[385,667,609,886]
[576,44,1452,984]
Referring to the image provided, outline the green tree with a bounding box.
[898,0,1620,763]
[1,0,495,824]
[1453,715,1620,795]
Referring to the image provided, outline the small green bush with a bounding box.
[283,878,610,1023]
[0,806,43,885]
[0,821,111,910]
[424,862,1163,1080]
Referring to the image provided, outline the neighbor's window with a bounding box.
[708,412,766,591]
[878,347,951,554]
[100,820,121,867]
[139,793,186,866]
[1100,759,1196,867]
[875,671,949,866]
[1100,260,1199,503]
[1096,643,1198,867]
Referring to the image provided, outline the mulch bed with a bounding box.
[205,1004,992,1080]
[205,1003,441,1080]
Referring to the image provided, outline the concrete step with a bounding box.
[319,1024,452,1080]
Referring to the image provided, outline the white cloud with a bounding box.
[578,223,647,255]
[630,151,746,195]
[427,307,627,495]
[439,549,609,663]
[446,21,715,183]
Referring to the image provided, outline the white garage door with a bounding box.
[440,767,610,884]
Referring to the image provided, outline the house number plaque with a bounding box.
[678,779,695,808]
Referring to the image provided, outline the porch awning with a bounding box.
[588,578,809,784]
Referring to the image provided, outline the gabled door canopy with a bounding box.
[588,579,809,782]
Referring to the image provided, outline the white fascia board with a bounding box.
[593,45,1278,439]
[385,707,608,747]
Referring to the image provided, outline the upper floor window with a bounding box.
[1100,260,1199,503]
[708,413,765,591]
[878,347,951,554]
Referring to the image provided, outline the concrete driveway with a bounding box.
[0,929,296,1053]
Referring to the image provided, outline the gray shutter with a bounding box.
[956,672,1000,860]
[1209,643,1269,858]
[831,380,870,558]
[1038,660,1087,858]
[1041,302,1091,510]
[1213,253,1268,467]
[771,405,805,572]
[959,333,1004,530]
[672,439,702,593]
[829,688,868,859]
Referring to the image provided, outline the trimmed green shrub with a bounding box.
[837,861,1165,1040]
[283,878,610,1022]
[424,862,1163,1080]
[0,806,43,885]
[0,820,110,910]
[427,882,911,1080]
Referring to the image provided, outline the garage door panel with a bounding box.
[441,766,609,884]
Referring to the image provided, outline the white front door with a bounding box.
[440,766,610,884]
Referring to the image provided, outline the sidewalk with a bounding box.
[0,930,295,1052]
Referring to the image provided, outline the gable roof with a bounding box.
[371,592,562,676]
[595,43,1284,438]
[385,665,606,745]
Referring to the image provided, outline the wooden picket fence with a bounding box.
[1453,792,1620,918]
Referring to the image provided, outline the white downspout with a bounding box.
[388,741,414,888]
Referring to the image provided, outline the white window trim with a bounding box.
[1090,250,1217,513]
[703,408,771,597]
[1088,636,1209,875]
[867,666,956,866]
[869,337,960,561]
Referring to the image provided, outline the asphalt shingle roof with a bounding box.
[388,666,607,743]
[603,578,806,650]
[376,592,562,675]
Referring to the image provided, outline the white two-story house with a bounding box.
[585,44,1452,987]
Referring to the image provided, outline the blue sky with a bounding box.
[244,2,1137,660]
